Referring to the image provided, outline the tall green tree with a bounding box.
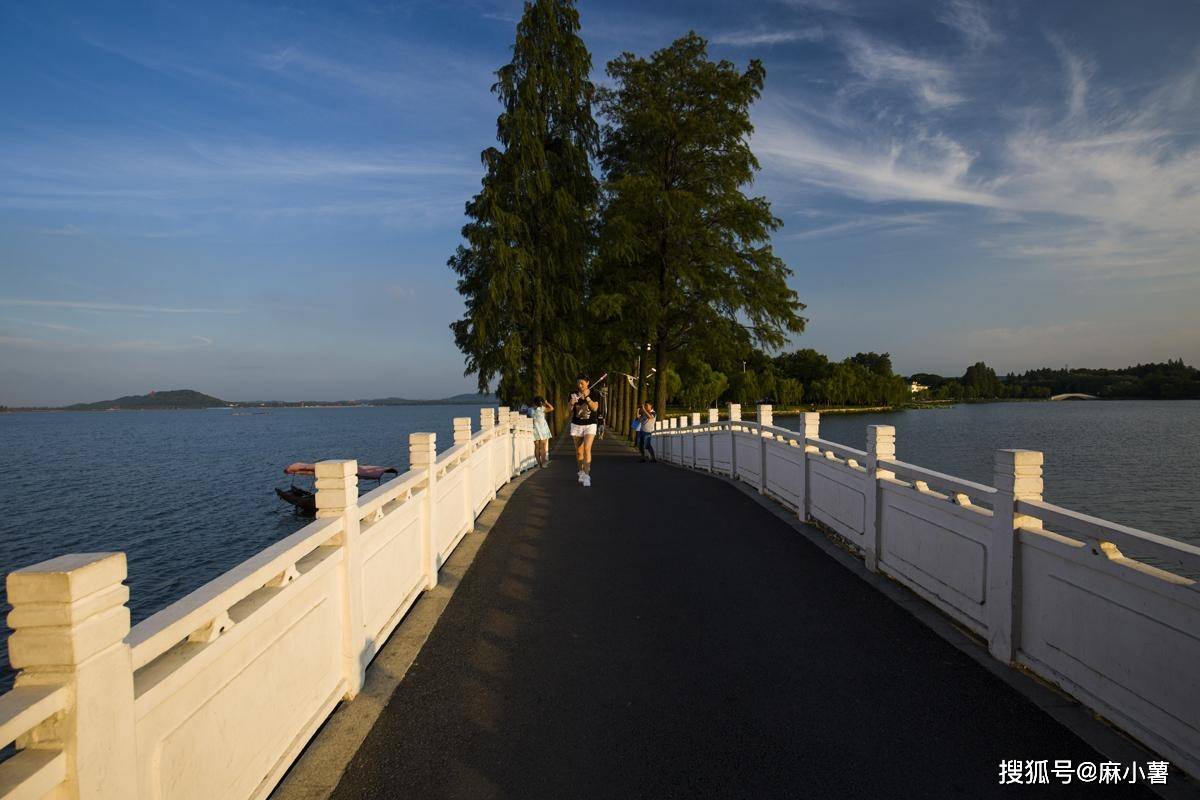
[596,33,805,413]
[449,0,598,400]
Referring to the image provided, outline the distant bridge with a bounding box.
[1050,393,1098,401]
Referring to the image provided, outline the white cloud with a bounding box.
[839,30,964,108]
[782,211,948,240]
[755,39,1200,280]
[937,0,1001,50]
[713,28,824,47]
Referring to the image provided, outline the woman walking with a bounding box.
[569,376,600,486]
[530,396,553,468]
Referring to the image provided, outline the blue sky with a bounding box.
[1,0,1198,405]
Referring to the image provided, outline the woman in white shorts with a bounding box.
[530,395,554,467]
[568,376,599,486]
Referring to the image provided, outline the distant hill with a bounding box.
[65,389,228,411]
[40,389,499,411]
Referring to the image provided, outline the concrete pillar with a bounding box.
[453,417,472,447]
[864,426,896,573]
[706,409,719,472]
[728,404,741,477]
[479,408,498,500]
[756,404,773,429]
[315,459,366,699]
[496,408,514,479]
[989,449,1043,663]
[453,417,475,524]
[798,412,820,521]
[7,553,138,799]
[409,433,439,587]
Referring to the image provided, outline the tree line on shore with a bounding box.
[912,359,1200,401]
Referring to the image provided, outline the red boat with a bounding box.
[275,462,398,515]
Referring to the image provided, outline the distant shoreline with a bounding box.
[0,401,499,414]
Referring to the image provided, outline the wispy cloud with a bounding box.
[783,211,948,240]
[1046,33,1091,119]
[937,0,1000,50]
[756,33,1200,279]
[840,30,964,108]
[713,28,824,47]
[2,318,89,333]
[0,298,243,314]
[31,224,87,236]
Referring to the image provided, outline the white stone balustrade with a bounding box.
[650,404,1200,778]
[0,407,533,800]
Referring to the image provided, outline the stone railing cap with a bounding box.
[7,553,126,604]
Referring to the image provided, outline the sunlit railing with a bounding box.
[0,407,537,800]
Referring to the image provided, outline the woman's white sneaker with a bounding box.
[581,473,591,487]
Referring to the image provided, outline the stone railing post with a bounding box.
[756,404,773,494]
[707,408,719,473]
[798,412,820,520]
[7,553,138,799]
[315,459,366,699]
[497,408,513,479]
[690,413,701,468]
[409,433,439,588]
[989,449,1043,663]
[728,403,741,478]
[454,417,474,526]
[864,426,896,573]
[480,408,498,499]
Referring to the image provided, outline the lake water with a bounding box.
[1,399,1197,691]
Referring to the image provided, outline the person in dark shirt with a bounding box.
[569,375,600,486]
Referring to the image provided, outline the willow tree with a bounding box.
[449,0,598,401]
[596,33,805,412]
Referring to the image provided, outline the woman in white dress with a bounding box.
[530,396,554,467]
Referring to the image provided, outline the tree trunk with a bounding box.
[654,337,668,415]
[624,367,633,438]
[531,331,544,398]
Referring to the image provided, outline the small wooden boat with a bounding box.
[275,462,398,515]
[275,485,316,514]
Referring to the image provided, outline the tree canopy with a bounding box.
[593,33,805,411]
[449,0,598,400]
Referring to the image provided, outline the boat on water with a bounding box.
[275,462,398,514]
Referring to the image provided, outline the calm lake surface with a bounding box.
[1,399,1197,690]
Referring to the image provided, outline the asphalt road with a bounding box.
[332,436,1156,799]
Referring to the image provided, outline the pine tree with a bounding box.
[449,0,598,401]
[596,33,805,413]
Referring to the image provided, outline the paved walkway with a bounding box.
[331,437,1155,799]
